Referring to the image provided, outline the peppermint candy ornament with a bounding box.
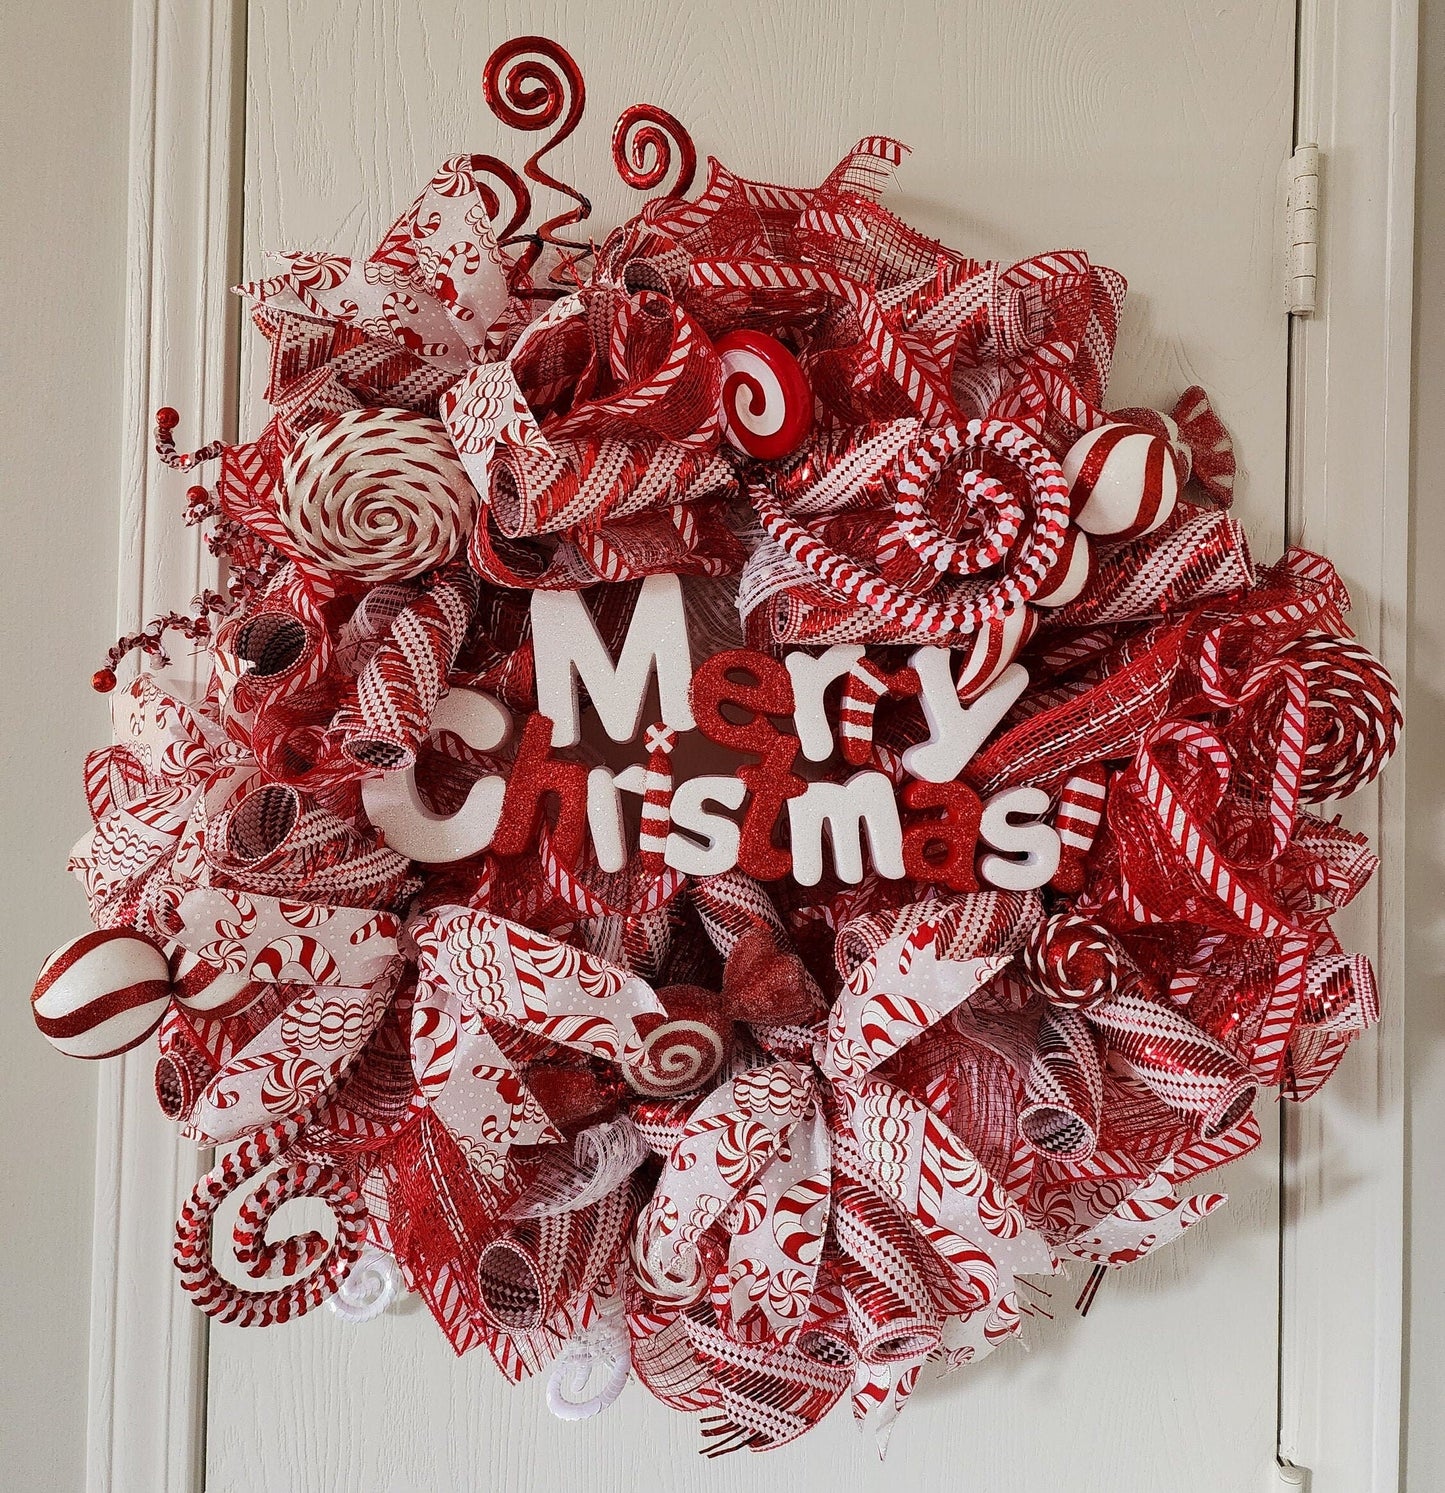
[622,985,730,1097]
[1020,912,1125,1012]
[32,929,172,1058]
[279,408,479,582]
[1062,421,1179,539]
[1031,526,1092,608]
[715,329,813,460]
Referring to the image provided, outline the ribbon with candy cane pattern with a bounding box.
[240,155,511,374]
[68,675,250,935]
[823,893,1041,1083]
[414,906,666,1063]
[411,906,678,1169]
[172,889,401,1143]
[635,1063,815,1295]
[838,1076,1056,1309]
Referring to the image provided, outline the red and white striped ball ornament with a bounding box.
[1031,525,1092,608]
[32,929,172,1059]
[280,407,479,583]
[1061,420,1179,539]
[714,329,813,461]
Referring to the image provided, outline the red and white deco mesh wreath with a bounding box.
[32,35,1402,1453]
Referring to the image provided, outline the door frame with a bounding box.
[87,2,1417,1489]
[1278,2,1416,1488]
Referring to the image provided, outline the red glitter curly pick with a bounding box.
[464,154,533,249]
[483,36,592,283]
[612,104,698,198]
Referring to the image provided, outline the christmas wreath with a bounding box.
[31,36,1401,1453]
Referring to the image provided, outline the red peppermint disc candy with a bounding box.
[715,329,813,461]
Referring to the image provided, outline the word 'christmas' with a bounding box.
[362,576,1061,890]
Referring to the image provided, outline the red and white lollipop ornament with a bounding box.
[714,329,813,461]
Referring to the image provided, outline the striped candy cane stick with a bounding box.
[173,1105,367,1325]
[838,659,920,767]
[637,724,677,875]
[1050,763,1108,893]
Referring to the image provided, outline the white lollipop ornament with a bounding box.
[1062,421,1178,540]
[280,407,479,582]
[32,929,172,1059]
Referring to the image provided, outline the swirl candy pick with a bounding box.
[620,984,730,1098]
[714,329,814,461]
[31,39,1404,1460]
[280,408,479,583]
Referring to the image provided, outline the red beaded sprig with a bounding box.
[95,409,287,690]
[153,406,226,470]
[92,591,229,692]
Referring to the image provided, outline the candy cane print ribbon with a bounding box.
[838,1077,1056,1309]
[822,893,1041,1083]
[240,154,511,374]
[412,906,666,1062]
[171,890,403,1143]
[635,1062,814,1299]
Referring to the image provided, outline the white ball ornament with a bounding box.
[31,929,172,1059]
[1062,422,1178,540]
[280,407,479,582]
[1032,526,1092,608]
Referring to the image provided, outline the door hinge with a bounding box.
[1283,144,1320,316]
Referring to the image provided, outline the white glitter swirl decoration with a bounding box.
[280,408,479,582]
[327,1245,404,1324]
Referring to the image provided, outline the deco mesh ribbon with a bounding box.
[36,34,1401,1458]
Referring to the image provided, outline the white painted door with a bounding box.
[207,3,1296,1489]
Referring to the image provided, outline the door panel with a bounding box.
[209,3,1294,1488]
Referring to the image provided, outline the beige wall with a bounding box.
[0,1,134,1488]
[1407,4,1445,1490]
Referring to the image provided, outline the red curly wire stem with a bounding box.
[612,103,698,198]
[482,35,593,270]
